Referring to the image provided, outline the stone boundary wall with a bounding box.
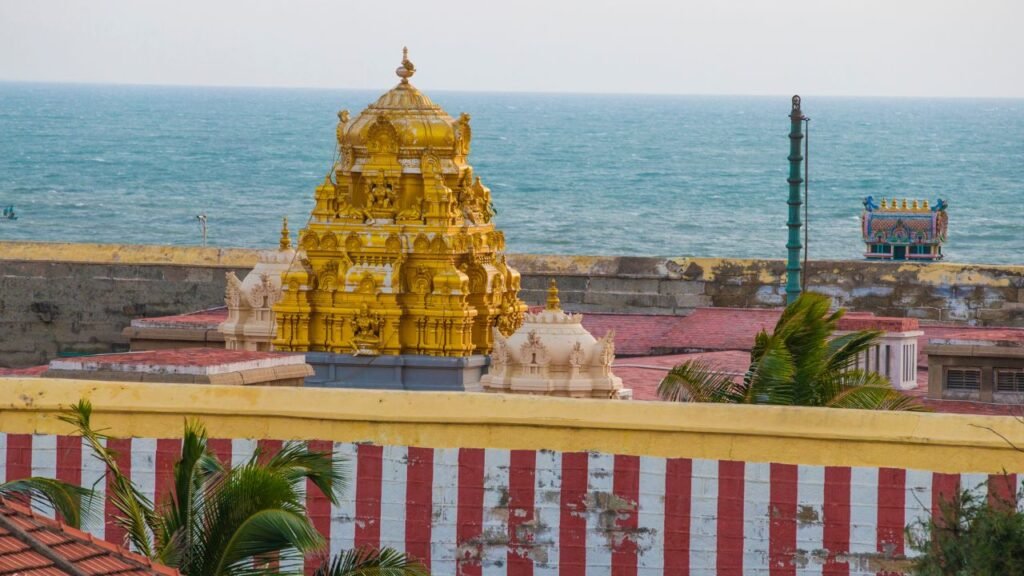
[2,241,1023,367]
[3,380,1024,574]
[512,254,1024,324]
[0,242,253,367]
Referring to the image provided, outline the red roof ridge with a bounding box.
[0,496,180,576]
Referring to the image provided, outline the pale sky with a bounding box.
[1,0,1021,98]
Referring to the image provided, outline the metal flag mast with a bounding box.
[785,95,806,304]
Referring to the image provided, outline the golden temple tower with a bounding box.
[273,48,527,357]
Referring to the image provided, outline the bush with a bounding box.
[907,488,1024,575]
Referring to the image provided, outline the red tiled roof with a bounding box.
[50,348,298,370]
[580,308,783,356]
[0,366,48,377]
[130,307,227,330]
[615,350,752,401]
[836,316,920,332]
[604,309,1024,416]
[0,498,178,576]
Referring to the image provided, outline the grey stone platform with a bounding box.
[304,352,489,392]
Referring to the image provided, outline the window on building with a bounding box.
[995,369,1024,393]
[870,244,888,254]
[911,245,931,255]
[945,368,981,391]
[903,343,916,383]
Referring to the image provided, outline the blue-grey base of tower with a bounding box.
[303,352,489,392]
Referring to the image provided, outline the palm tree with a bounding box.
[0,476,93,528]
[62,400,428,576]
[658,293,925,411]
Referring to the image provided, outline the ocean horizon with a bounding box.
[1,81,1022,264]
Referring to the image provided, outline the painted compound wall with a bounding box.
[4,431,1019,575]
[3,241,1024,367]
[2,378,1023,575]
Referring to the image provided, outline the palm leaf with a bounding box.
[658,360,744,403]
[660,294,924,412]
[193,458,322,576]
[826,383,928,412]
[313,547,430,576]
[743,338,797,405]
[212,508,324,576]
[157,418,223,568]
[0,477,95,528]
[61,400,158,554]
[824,330,883,375]
[262,442,348,506]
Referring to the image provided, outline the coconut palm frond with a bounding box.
[0,477,95,528]
[825,330,884,373]
[213,508,323,576]
[263,442,348,506]
[659,294,922,412]
[62,400,158,555]
[313,546,430,576]
[826,382,928,412]
[743,338,796,405]
[658,360,743,403]
[157,418,223,568]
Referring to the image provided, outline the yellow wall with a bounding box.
[9,240,1022,285]
[1,377,1022,474]
[0,241,259,268]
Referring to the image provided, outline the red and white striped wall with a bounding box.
[1,432,1019,575]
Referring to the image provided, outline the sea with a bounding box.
[1,82,1022,264]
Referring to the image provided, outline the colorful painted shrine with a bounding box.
[272,49,527,356]
[862,196,948,261]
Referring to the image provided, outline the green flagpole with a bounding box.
[786,95,805,304]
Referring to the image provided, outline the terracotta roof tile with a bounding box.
[0,365,48,377]
[0,498,178,576]
[130,307,228,330]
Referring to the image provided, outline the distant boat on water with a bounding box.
[2,205,18,220]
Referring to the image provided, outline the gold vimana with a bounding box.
[273,48,527,356]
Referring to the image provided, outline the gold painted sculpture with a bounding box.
[273,48,527,356]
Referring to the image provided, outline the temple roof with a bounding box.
[340,48,459,152]
[0,498,178,576]
[368,83,442,113]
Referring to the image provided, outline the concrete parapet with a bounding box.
[1,378,1022,573]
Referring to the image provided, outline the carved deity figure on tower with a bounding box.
[351,304,383,353]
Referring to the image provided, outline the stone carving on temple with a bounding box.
[220,218,300,351]
[351,303,384,354]
[273,48,527,357]
[481,280,630,399]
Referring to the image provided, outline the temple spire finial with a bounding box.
[279,216,291,250]
[396,46,416,84]
[546,278,561,311]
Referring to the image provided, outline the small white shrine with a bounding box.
[481,280,630,399]
[220,219,299,351]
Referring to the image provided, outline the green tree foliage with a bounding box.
[657,293,925,411]
[62,399,428,576]
[908,487,1024,575]
[0,476,94,528]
